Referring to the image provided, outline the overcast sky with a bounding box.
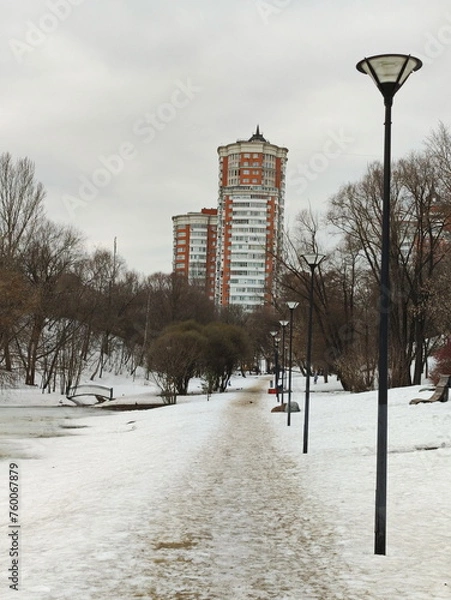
[1,0,450,276]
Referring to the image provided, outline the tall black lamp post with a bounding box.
[356,54,422,556]
[270,330,280,402]
[301,253,324,454]
[279,320,289,405]
[286,301,299,426]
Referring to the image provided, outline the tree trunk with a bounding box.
[3,340,12,371]
[25,315,45,386]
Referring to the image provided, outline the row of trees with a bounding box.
[3,121,451,397]
[0,153,263,397]
[275,122,451,391]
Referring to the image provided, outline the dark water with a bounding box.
[0,405,109,460]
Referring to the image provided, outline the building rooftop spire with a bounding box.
[248,125,267,142]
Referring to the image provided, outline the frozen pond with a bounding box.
[0,405,110,461]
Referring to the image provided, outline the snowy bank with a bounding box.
[0,373,449,599]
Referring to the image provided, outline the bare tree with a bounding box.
[19,220,85,385]
[148,322,206,400]
[0,153,45,370]
[0,153,45,264]
[145,272,215,334]
[328,146,451,387]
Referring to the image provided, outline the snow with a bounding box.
[0,372,450,599]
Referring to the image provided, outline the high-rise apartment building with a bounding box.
[171,127,288,311]
[172,208,217,300]
[215,127,288,310]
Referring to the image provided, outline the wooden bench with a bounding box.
[410,374,450,405]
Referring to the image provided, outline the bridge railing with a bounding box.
[66,384,114,402]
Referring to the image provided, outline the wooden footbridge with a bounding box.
[65,384,114,404]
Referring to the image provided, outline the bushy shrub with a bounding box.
[429,338,451,385]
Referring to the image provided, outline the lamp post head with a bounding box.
[356,54,422,103]
[270,330,278,338]
[279,320,289,328]
[302,253,325,270]
[287,301,299,311]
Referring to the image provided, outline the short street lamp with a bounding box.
[356,53,422,556]
[270,331,280,402]
[302,253,324,454]
[286,301,299,426]
[279,320,289,405]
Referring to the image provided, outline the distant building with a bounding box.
[215,127,288,310]
[172,127,288,311]
[172,208,217,300]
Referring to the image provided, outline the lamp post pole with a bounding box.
[279,320,289,406]
[301,254,324,454]
[270,331,280,402]
[286,301,299,426]
[357,53,422,556]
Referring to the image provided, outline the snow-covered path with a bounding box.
[2,376,450,598]
[128,381,349,599]
[3,379,352,600]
